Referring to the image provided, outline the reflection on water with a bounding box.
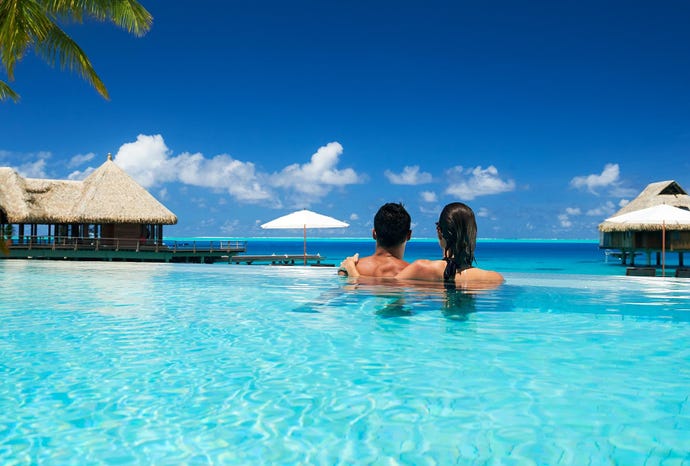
[442,289,478,320]
[328,270,690,323]
[333,277,500,321]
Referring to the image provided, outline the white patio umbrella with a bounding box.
[260,209,349,264]
[603,204,690,276]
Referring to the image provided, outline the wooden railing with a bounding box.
[8,236,247,253]
[168,239,247,253]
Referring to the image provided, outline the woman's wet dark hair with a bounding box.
[437,202,477,280]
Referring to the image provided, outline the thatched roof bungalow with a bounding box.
[598,180,690,267]
[1,155,177,247]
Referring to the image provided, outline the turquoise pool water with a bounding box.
[1,258,690,464]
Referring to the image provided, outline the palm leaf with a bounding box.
[34,22,109,99]
[0,0,54,79]
[0,80,21,102]
[107,0,152,36]
[1,0,152,100]
[45,0,152,36]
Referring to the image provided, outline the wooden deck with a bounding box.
[2,237,247,263]
[231,254,332,266]
[625,266,690,278]
[625,266,657,277]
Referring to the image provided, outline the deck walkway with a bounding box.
[3,237,247,263]
[231,254,332,266]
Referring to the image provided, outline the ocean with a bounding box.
[171,237,639,276]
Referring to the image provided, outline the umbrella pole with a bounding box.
[662,221,666,277]
[303,225,307,265]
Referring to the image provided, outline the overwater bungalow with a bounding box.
[0,155,245,263]
[598,180,690,274]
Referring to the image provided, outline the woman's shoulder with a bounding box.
[458,267,504,287]
[395,259,444,280]
[410,258,444,270]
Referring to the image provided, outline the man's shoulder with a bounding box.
[359,254,406,262]
[357,255,408,277]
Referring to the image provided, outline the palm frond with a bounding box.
[0,0,54,79]
[1,0,151,101]
[45,0,152,36]
[35,23,109,99]
[107,0,152,37]
[0,80,21,102]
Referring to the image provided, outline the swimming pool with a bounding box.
[1,259,689,464]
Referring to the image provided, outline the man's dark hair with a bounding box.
[374,203,411,248]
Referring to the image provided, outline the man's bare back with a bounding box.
[355,251,409,277]
[338,202,412,278]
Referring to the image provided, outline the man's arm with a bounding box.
[339,254,361,278]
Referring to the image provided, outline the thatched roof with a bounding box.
[598,180,690,232]
[599,204,690,232]
[612,180,690,214]
[0,158,177,224]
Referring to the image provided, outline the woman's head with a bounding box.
[437,202,477,271]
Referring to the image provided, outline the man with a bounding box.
[339,202,411,277]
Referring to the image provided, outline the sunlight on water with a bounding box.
[1,260,689,464]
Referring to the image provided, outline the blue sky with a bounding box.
[2,0,690,239]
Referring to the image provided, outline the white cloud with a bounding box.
[5,151,52,178]
[476,207,490,218]
[271,142,361,198]
[220,219,240,234]
[558,213,572,228]
[586,201,616,217]
[68,167,96,180]
[445,165,515,200]
[173,152,271,202]
[198,216,217,229]
[1,150,50,164]
[570,163,620,194]
[559,207,584,228]
[609,185,639,198]
[350,213,359,221]
[420,191,437,203]
[384,165,432,185]
[110,135,360,206]
[619,199,630,208]
[191,196,208,209]
[68,152,96,168]
[17,158,49,178]
[419,204,440,215]
[113,134,269,202]
[114,134,177,187]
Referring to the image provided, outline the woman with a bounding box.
[341,202,504,288]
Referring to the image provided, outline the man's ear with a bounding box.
[406,230,412,241]
[372,229,377,240]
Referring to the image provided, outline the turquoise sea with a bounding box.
[1,239,689,464]
[173,237,673,275]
